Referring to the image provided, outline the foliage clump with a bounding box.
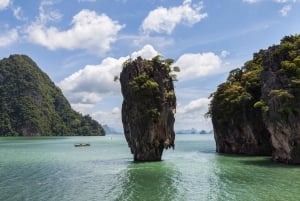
[208,34,300,161]
[207,56,263,125]
[0,55,105,136]
[208,34,300,123]
[121,56,177,123]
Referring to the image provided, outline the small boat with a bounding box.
[74,143,90,147]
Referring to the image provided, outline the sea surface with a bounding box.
[0,134,300,201]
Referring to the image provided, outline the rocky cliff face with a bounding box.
[210,67,272,155]
[212,106,272,155]
[259,37,300,163]
[209,35,300,164]
[120,56,176,161]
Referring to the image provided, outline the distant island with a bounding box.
[103,125,213,135]
[176,128,213,134]
[103,125,123,134]
[208,34,300,164]
[0,55,105,136]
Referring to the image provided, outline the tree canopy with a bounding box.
[0,55,105,136]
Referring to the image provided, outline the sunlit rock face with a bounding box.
[120,56,176,161]
[260,43,300,164]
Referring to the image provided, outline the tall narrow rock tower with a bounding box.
[120,56,176,161]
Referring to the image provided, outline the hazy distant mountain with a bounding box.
[176,128,213,134]
[103,125,122,134]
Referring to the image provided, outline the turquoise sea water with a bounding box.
[0,134,300,201]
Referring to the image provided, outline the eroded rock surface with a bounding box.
[210,35,300,164]
[120,56,176,161]
[260,40,300,164]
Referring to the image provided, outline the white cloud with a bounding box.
[71,103,96,114]
[91,98,213,131]
[177,98,210,114]
[174,52,222,81]
[0,28,18,47]
[175,98,212,130]
[221,50,230,58]
[133,35,174,50]
[131,44,160,60]
[91,107,122,130]
[244,0,300,3]
[12,6,24,20]
[0,0,10,10]
[58,56,127,105]
[58,45,220,131]
[26,9,124,55]
[58,44,159,110]
[141,0,207,34]
[38,0,63,24]
[276,0,300,2]
[280,4,292,16]
[78,0,97,2]
[276,0,289,2]
[242,0,261,3]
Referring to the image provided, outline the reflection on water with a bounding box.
[115,161,182,201]
[1,135,300,201]
[213,154,300,201]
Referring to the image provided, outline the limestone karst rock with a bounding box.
[0,54,105,136]
[209,66,272,156]
[259,37,300,164]
[209,35,300,164]
[120,56,176,161]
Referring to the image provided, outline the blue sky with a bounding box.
[1,0,300,131]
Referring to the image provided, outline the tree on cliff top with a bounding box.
[208,34,300,121]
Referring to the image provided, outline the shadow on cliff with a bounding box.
[215,153,299,168]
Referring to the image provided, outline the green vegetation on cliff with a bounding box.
[209,34,300,122]
[122,56,177,123]
[209,34,300,163]
[120,56,176,161]
[0,55,105,136]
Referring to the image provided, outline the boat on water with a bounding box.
[74,143,90,147]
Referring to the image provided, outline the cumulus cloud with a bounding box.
[280,4,292,16]
[242,0,261,3]
[131,44,160,60]
[58,56,126,105]
[276,0,300,2]
[78,0,97,2]
[91,98,213,131]
[12,6,24,20]
[0,28,18,47]
[141,0,207,34]
[176,98,212,130]
[91,107,122,130]
[244,0,300,3]
[221,50,230,58]
[37,0,63,24]
[174,52,222,81]
[26,9,124,55]
[0,0,10,10]
[133,35,174,50]
[58,44,159,110]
